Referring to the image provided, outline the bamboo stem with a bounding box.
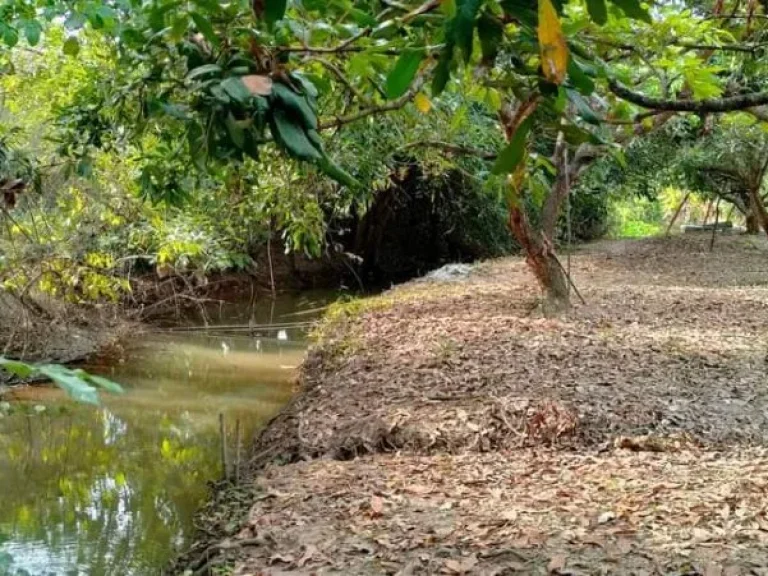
[219,413,229,481]
[234,419,242,484]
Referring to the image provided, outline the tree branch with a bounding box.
[311,57,370,104]
[608,79,768,112]
[318,76,426,130]
[675,41,768,53]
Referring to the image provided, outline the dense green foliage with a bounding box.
[2,0,768,310]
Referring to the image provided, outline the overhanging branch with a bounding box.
[609,79,768,112]
[318,76,427,130]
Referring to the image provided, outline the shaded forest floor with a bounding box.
[192,235,768,575]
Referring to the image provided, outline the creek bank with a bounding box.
[184,235,768,575]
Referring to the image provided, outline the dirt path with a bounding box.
[189,236,768,575]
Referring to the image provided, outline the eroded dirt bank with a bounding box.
[189,236,768,575]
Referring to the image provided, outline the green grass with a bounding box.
[616,219,663,238]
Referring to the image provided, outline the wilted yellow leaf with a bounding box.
[241,74,273,96]
[414,92,432,113]
[538,0,568,85]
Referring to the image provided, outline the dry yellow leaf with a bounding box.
[538,0,568,85]
[414,92,432,113]
[241,74,273,96]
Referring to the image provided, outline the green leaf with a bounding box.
[585,0,608,25]
[265,0,288,26]
[566,88,601,124]
[38,365,100,405]
[442,0,458,16]
[225,113,246,148]
[385,50,424,99]
[74,370,125,394]
[2,27,18,48]
[477,11,503,65]
[188,122,208,170]
[318,153,362,189]
[270,109,322,161]
[220,77,253,103]
[432,18,457,97]
[187,64,223,80]
[0,357,35,378]
[23,21,42,46]
[455,0,484,61]
[190,12,219,46]
[610,0,652,23]
[62,36,80,56]
[567,57,595,95]
[561,124,600,145]
[76,157,93,177]
[500,0,537,28]
[492,116,533,175]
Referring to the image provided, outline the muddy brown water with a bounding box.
[0,292,335,575]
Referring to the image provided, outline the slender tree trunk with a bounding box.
[507,202,569,312]
[748,185,768,237]
[665,192,690,236]
[498,98,570,312]
[746,211,760,234]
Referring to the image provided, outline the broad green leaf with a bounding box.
[477,11,504,65]
[455,0,484,61]
[684,68,724,100]
[566,88,601,124]
[500,0,538,27]
[220,77,253,103]
[270,109,322,161]
[562,123,603,145]
[74,370,125,394]
[0,357,35,378]
[386,50,425,99]
[567,57,595,95]
[62,36,80,56]
[3,27,19,48]
[190,12,218,45]
[317,153,361,189]
[64,13,86,30]
[492,116,533,175]
[171,15,190,39]
[538,0,568,85]
[38,365,99,405]
[610,0,652,23]
[265,0,288,26]
[23,21,42,46]
[585,0,608,25]
[432,19,457,97]
[187,64,223,80]
[225,113,246,148]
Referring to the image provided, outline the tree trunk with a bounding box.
[507,202,569,313]
[498,98,572,312]
[745,211,759,234]
[748,186,768,237]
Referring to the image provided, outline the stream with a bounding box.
[0,292,334,575]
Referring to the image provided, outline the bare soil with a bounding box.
[186,236,768,575]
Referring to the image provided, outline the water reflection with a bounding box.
[0,292,331,575]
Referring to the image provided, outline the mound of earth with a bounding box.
[186,236,768,575]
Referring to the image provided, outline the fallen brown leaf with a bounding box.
[370,495,384,517]
[547,553,567,573]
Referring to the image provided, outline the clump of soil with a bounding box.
[0,291,125,388]
[187,236,768,574]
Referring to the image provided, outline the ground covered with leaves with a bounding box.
[189,236,768,575]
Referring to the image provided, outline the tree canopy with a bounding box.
[3,0,768,304]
